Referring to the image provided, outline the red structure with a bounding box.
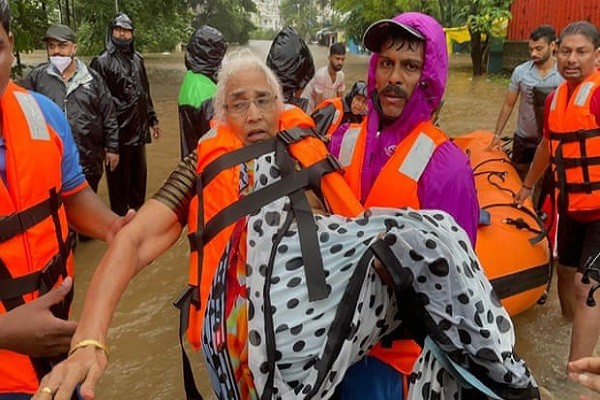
[507,0,600,41]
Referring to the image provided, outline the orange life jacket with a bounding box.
[0,82,75,394]
[183,105,363,349]
[313,97,344,138]
[548,71,600,215]
[339,119,448,376]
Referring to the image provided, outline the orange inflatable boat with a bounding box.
[453,130,551,316]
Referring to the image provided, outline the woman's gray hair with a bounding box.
[213,49,284,124]
[0,0,11,34]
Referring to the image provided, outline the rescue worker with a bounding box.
[266,26,315,112]
[311,80,367,139]
[32,50,539,400]
[516,21,600,366]
[178,25,227,159]
[90,13,160,216]
[20,23,120,195]
[0,2,132,398]
[328,12,479,399]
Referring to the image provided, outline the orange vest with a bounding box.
[313,97,344,138]
[340,119,448,375]
[185,105,364,349]
[548,71,600,215]
[0,82,74,394]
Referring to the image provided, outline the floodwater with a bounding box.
[21,40,599,399]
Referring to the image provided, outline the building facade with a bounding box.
[251,0,282,31]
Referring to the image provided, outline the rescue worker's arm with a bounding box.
[514,136,550,205]
[35,200,184,400]
[33,153,197,400]
[0,277,77,357]
[63,187,134,243]
[489,89,519,150]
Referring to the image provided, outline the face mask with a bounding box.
[112,37,133,51]
[50,55,73,73]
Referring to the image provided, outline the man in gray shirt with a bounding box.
[491,25,563,180]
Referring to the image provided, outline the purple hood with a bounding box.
[362,12,448,193]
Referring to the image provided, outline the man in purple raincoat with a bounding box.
[329,12,479,399]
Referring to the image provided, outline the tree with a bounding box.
[280,0,320,40]
[189,0,256,45]
[460,0,511,76]
[10,0,195,68]
[331,0,512,76]
[334,0,405,44]
[76,0,192,54]
[9,0,48,76]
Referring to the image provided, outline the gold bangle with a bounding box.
[69,339,110,359]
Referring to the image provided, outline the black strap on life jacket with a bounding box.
[0,194,63,243]
[0,188,76,392]
[174,127,342,400]
[550,129,600,213]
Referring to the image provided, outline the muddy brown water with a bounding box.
[21,40,599,399]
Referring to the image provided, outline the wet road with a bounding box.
[21,40,599,399]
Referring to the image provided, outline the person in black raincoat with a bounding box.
[266,26,315,112]
[20,24,119,194]
[90,13,160,216]
[178,25,227,159]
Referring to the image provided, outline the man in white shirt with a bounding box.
[303,42,346,112]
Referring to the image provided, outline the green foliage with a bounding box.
[330,0,512,76]
[190,0,257,45]
[280,0,320,40]
[75,0,192,54]
[460,0,511,35]
[333,0,411,44]
[9,0,48,54]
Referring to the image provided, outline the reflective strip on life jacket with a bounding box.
[338,126,361,168]
[13,91,51,141]
[398,132,437,181]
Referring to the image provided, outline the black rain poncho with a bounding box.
[266,27,315,111]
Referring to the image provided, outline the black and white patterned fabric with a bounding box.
[202,153,539,400]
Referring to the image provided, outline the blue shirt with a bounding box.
[0,90,85,192]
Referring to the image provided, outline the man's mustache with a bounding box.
[380,84,408,99]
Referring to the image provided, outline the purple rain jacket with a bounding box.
[329,12,479,244]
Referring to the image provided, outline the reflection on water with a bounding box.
[44,40,597,399]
